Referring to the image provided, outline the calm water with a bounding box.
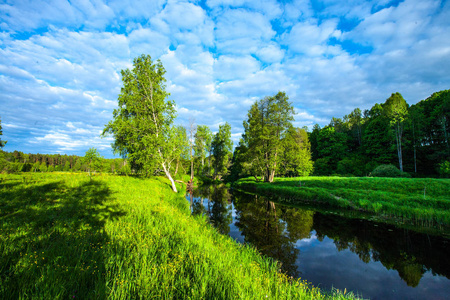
[186,185,450,300]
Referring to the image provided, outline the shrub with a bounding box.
[364,161,379,176]
[438,161,450,178]
[371,164,407,177]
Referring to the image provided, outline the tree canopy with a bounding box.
[103,54,179,192]
[83,147,103,178]
[211,122,233,180]
[310,89,450,177]
[240,91,300,182]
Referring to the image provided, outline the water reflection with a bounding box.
[313,213,450,288]
[190,185,233,235]
[234,193,314,277]
[187,186,450,299]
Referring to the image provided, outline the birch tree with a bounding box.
[103,54,179,192]
[384,92,408,172]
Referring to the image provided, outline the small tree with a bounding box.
[83,148,103,178]
[195,125,213,175]
[39,161,47,172]
[383,92,408,172]
[211,122,233,180]
[0,116,6,149]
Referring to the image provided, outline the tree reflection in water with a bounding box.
[190,185,233,235]
[233,192,314,277]
[188,186,450,294]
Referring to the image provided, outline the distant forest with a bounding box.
[0,152,128,175]
[308,89,449,177]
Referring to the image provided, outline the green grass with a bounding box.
[234,176,450,230]
[0,173,357,299]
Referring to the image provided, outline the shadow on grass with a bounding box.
[0,178,126,299]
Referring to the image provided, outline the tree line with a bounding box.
[102,55,313,189]
[0,149,130,175]
[309,90,450,177]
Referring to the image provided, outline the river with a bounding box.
[186,185,450,300]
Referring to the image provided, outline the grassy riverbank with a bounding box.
[0,173,356,299]
[234,177,450,230]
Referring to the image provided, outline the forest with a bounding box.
[308,90,450,177]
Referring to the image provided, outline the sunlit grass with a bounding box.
[0,173,358,299]
[234,176,450,230]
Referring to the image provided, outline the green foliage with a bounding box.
[83,148,103,178]
[313,157,332,176]
[309,89,450,177]
[336,156,365,177]
[315,126,348,168]
[103,54,179,191]
[383,92,408,171]
[371,164,406,178]
[0,173,355,299]
[0,116,6,149]
[363,116,395,164]
[242,91,295,182]
[211,122,233,180]
[279,126,314,177]
[439,161,450,178]
[39,161,47,172]
[194,125,213,175]
[63,160,71,172]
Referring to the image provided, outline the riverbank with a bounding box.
[234,176,450,231]
[0,173,356,299]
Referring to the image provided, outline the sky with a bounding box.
[1,0,449,158]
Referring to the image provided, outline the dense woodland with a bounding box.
[308,90,450,177]
[0,55,448,180]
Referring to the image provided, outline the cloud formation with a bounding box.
[0,0,449,157]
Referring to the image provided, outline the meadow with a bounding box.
[234,176,450,231]
[0,173,357,299]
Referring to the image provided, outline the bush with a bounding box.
[439,161,450,178]
[371,164,410,178]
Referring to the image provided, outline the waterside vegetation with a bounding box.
[234,176,450,231]
[0,173,357,299]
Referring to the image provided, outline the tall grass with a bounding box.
[0,173,357,299]
[234,176,450,230]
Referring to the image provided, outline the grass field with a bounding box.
[0,173,356,299]
[234,176,450,231]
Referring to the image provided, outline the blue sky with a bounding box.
[1,0,449,158]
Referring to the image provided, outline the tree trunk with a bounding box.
[443,116,449,148]
[161,161,177,193]
[395,122,403,172]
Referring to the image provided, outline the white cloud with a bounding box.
[214,8,276,55]
[214,55,260,81]
[256,43,285,63]
[0,0,449,157]
[207,0,282,19]
[283,19,341,56]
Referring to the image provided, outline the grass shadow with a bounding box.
[0,177,126,299]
